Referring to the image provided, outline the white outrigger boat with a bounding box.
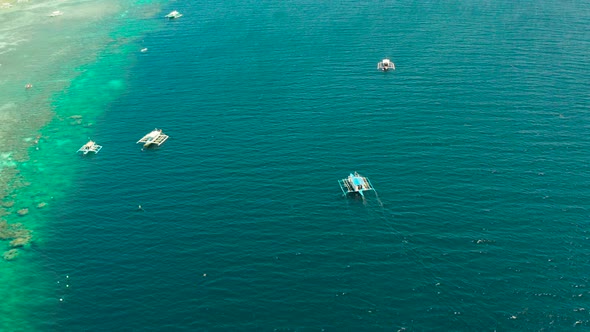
[77,140,102,155]
[137,129,169,148]
[377,58,395,71]
[165,10,182,19]
[338,172,375,198]
[49,10,63,17]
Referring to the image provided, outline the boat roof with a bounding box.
[351,177,363,186]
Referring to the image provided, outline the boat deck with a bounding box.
[165,11,182,19]
[378,59,395,71]
[77,140,102,155]
[338,172,375,196]
[137,129,169,147]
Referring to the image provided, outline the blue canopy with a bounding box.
[352,177,363,186]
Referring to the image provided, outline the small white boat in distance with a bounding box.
[377,58,395,71]
[137,129,169,148]
[140,48,148,53]
[165,10,182,19]
[49,11,63,17]
[77,140,102,155]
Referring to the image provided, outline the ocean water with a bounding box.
[2,0,590,331]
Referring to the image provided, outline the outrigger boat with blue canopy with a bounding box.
[338,172,375,197]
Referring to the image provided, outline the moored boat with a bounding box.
[137,129,169,148]
[77,140,102,155]
[165,10,182,19]
[338,172,375,197]
[377,58,395,71]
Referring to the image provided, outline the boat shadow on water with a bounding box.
[340,191,383,207]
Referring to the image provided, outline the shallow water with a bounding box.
[0,0,163,330]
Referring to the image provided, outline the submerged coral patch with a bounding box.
[3,249,18,261]
[0,220,31,243]
[16,208,29,216]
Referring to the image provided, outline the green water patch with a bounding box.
[0,0,165,330]
[1,0,163,259]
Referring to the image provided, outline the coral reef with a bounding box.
[69,115,83,126]
[0,220,31,261]
[36,202,47,209]
[0,220,31,244]
[2,201,15,208]
[10,237,29,248]
[17,208,29,216]
[3,249,18,261]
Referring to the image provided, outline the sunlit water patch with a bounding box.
[0,0,165,330]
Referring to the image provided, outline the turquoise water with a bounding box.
[3,0,590,330]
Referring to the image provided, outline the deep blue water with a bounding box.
[32,1,590,330]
